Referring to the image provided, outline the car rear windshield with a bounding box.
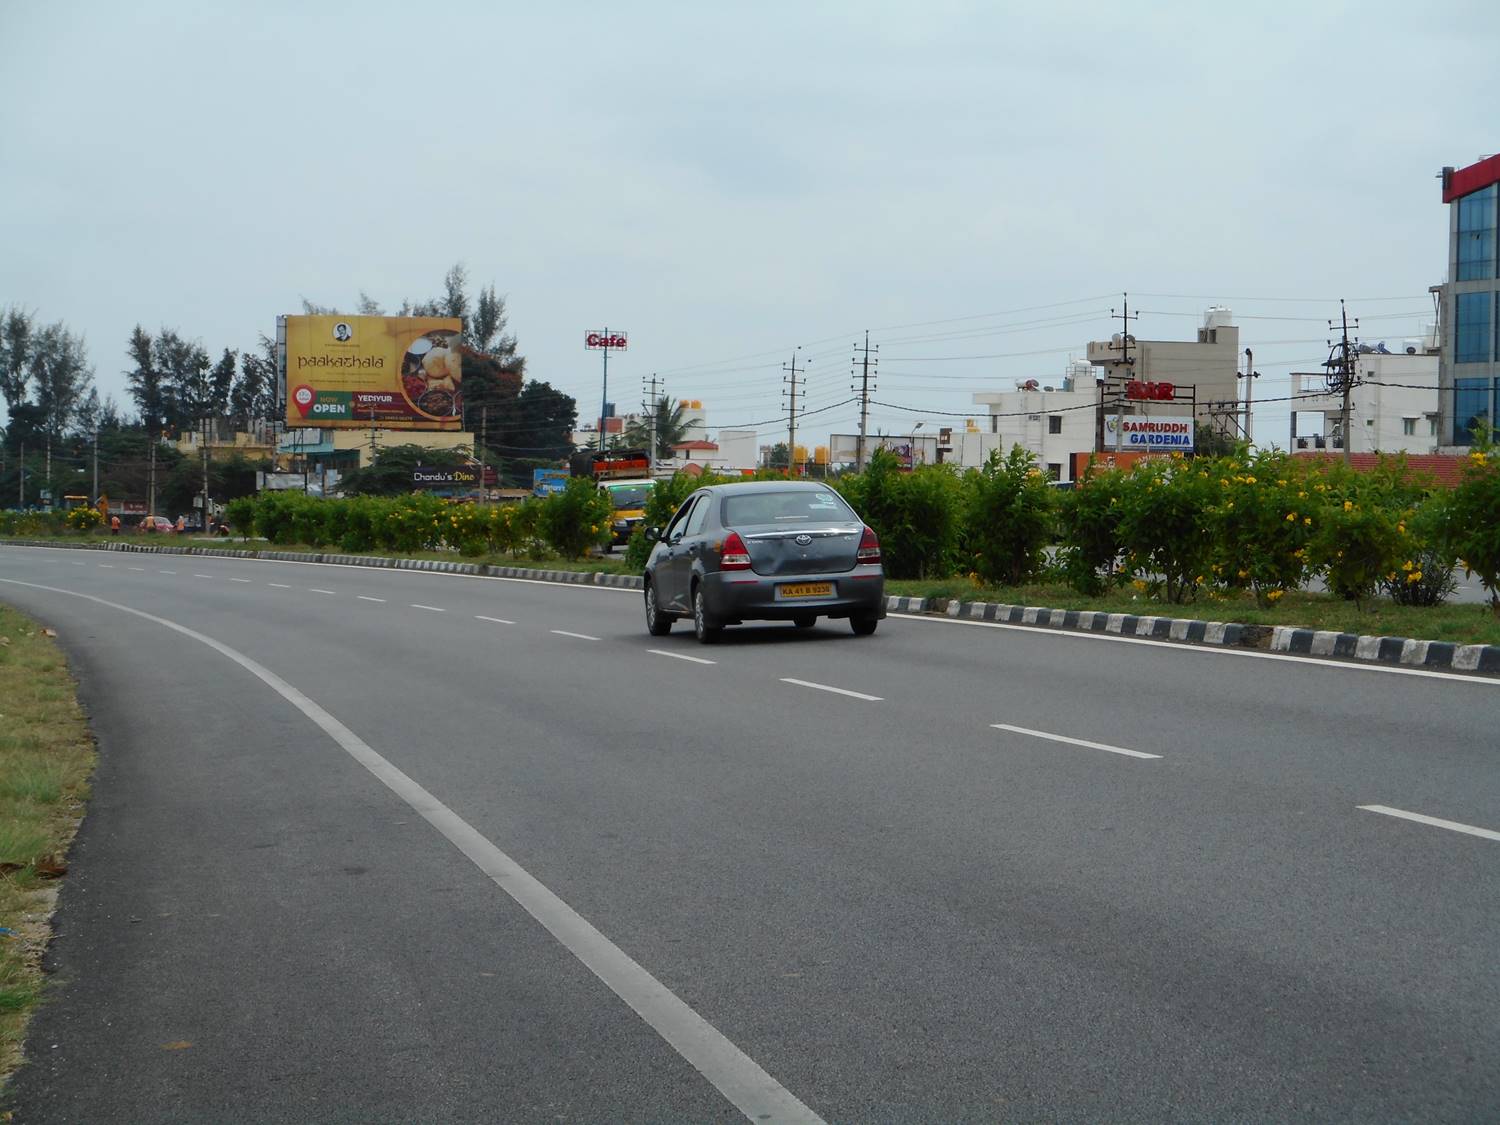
[722,490,853,525]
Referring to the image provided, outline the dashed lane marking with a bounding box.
[780,677,881,701]
[475,615,515,624]
[551,629,600,641]
[991,723,1161,760]
[410,603,445,612]
[358,595,386,603]
[649,649,716,665]
[268,582,290,588]
[1358,804,1500,843]
[308,588,337,595]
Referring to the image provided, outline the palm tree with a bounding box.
[623,397,691,458]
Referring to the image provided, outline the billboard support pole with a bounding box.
[479,405,488,502]
[598,328,610,454]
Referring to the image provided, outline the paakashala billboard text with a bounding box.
[280,315,464,430]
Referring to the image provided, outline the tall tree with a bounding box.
[125,325,168,435]
[153,328,211,433]
[30,320,94,445]
[231,336,276,430]
[209,347,237,418]
[0,306,34,413]
[501,380,577,461]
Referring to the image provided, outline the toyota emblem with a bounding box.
[794,533,812,546]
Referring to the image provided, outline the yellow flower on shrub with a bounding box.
[1303,517,1311,526]
[1286,512,1296,521]
[1237,568,1249,579]
[1343,500,1353,512]
[1266,589,1284,602]
[1407,570,1423,583]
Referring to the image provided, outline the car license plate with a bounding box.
[778,582,833,599]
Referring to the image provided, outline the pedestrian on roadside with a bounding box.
[175,515,186,534]
[110,515,121,536]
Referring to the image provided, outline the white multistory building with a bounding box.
[1289,346,1441,454]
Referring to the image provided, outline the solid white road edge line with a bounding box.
[991,722,1162,760]
[410,603,445,612]
[474,615,515,624]
[649,649,716,665]
[0,575,824,1125]
[886,613,1500,687]
[1357,804,1500,842]
[552,629,600,641]
[357,595,386,603]
[780,677,882,701]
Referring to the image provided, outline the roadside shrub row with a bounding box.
[222,479,613,560]
[9,442,1498,614]
[835,445,1498,613]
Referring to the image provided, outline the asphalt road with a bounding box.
[1,545,1496,1122]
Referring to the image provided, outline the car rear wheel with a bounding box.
[793,614,816,629]
[692,585,722,644]
[644,582,672,636]
[850,614,879,636]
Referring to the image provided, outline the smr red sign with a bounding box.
[585,331,628,350]
[1125,380,1175,401]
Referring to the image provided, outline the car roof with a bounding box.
[694,480,837,497]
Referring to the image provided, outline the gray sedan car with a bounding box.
[642,481,886,643]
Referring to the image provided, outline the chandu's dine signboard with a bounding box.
[281,315,465,430]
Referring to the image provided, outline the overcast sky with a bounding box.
[3,0,1496,451]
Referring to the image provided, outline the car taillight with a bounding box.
[720,531,752,571]
[857,526,881,565]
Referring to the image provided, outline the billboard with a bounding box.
[1103,415,1194,451]
[281,315,464,430]
[412,466,479,488]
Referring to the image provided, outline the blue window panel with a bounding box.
[1457,185,1498,281]
[1455,291,1493,363]
[1453,378,1493,445]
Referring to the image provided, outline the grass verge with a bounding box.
[0,605,96,1090]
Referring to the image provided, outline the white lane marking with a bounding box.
[193,573,214,578]
[780,677,881,701]
[887,612,1500,687]
[991,722,1162,760]
[159,569,176,574]
[69,561,85,565]
[129,567,146,572]
[649,649,716,665]
[0,575,822,1125]
[308,588,337,595]
[475,614,515,624]
[268,582,290,588]
[98,564,114,568]
[552,629,600,641]
[358,595,386,603]
[410,603,445,612]
[1358,804,1500,843]
[230,577,251,583]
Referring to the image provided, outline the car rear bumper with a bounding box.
[701,567,885,621]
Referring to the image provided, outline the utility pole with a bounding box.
[1241,348,1260,446]
[783,348,804,476]
[201,415,211,533]
[369,404,379,466]
[1102,294,1139,452]
[852,331,878,470]
[479,405,488,502]
[147,426,156,516]
[1325,300,1360,465]
[92,429,99,503]
[17,443,23,507]
[643,372,664,474]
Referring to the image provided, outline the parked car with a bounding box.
[641,481,885,643]
[137,515,175,533]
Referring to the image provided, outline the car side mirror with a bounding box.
[644,526,662,543]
